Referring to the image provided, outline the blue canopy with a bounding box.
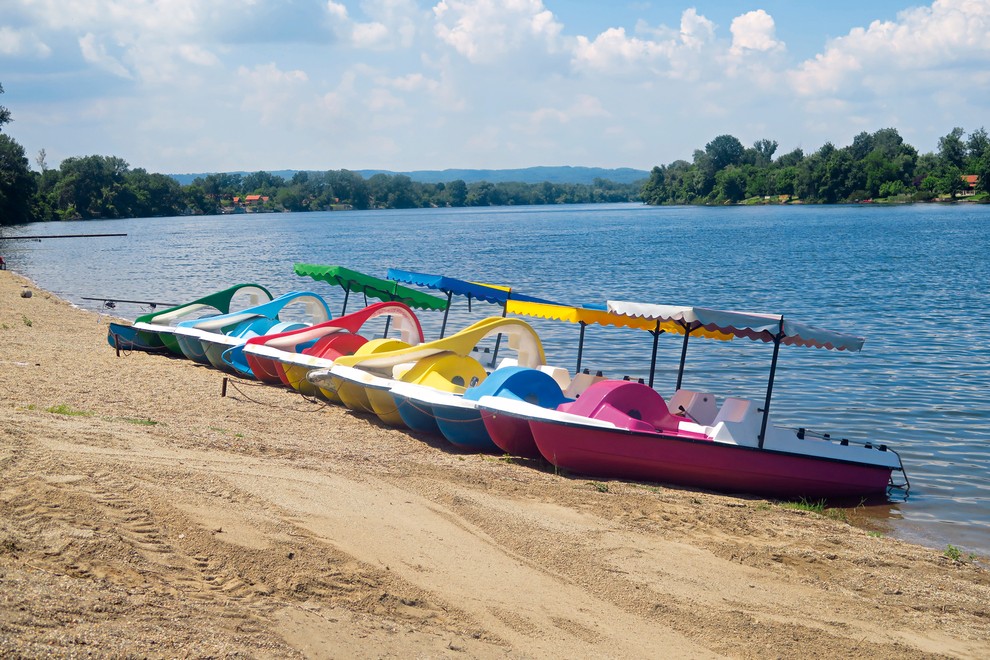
[387,268,558,354]
[387,268,556,306]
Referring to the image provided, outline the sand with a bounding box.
[0,269,988,658]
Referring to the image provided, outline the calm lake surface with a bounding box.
[3,203,989,556]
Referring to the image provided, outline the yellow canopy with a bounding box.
[506,300,733,340]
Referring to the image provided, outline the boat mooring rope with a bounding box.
[109,332,171,358]
[220,376,329,412]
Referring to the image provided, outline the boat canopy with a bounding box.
[606,301,864,352]
[606,300,865,448]
[388,268,555,307]
[507,300,733,338]
[294,264,448,314]
[507,300,732,380]
[138,283,273,325]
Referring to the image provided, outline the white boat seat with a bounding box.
[669,389,719,426]
[564,371,606,399]
[538,365,572,391]
[709,397,761,446]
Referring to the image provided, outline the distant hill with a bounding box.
[168,166,650,187]
[356,166,650,185]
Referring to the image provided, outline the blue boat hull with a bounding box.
[433,403,500,453]
[392,393,441,435]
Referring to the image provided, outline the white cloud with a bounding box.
[327,1,349,21]
[388,72,440,93]
[353,21,390,47]
[78,33,132,78]
[571,9,716,79]
[433,0,565,64]
[367,87,404,112]
[0,26,52,57]
[525,94,609,127]
[237,63,310,124]
[177,44,220,68]
[791,0,990,96]
[326,0,423,50]
[729,10,784,57]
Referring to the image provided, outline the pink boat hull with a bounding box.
[529,421,893,499]
[480,409,542,459]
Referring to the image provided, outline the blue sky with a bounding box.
[2,1,988,174]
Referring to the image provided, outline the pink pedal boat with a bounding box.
[484,302,909,500]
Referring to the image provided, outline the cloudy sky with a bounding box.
[2,0,989,174]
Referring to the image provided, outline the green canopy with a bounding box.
[294,264,448,314]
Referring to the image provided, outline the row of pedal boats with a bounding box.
[107,265,909,501]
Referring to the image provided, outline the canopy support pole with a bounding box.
[439,291,453,338]
[648,320,662,388]
[490,301,508,368]
[675,327,692,391]
[383,314,392,338]
[340,288,350,316]
[758,328,783,449]
[576,322,587,373]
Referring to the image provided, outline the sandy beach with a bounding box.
[1,269,988,658]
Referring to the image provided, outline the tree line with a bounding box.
[3,79,988,227]
[0,86,639,226]
[641,128,990,205]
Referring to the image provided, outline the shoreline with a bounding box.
[1,269,988,657]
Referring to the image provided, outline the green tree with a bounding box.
[751,139,778,167]
[775,148,804,167]
[122,168,185,217]
[641,166,670,205]
[966,127,989,164]
[714,165,748,203]
[0,133,37,225]
[446,179,468,206]
[704,134,745,171]
[242,170,285,195]
[0,83,12,131]
[466,181,500,206]
[183,183,216,215]
[197,172,243,199]
[51,155,129,219]
[938,127,967,169]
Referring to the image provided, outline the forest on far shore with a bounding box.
[1,80,988,226]
[641,127,989,206]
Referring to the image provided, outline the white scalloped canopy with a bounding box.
[605,301,865,352]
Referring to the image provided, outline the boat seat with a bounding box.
[709,398,761,446]
[538,365,572,391]
[564,371,606,399]
[496,357,519,370]
[668,390,718,426]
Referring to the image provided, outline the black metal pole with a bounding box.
[675,326,692,391]
[439,291,453,338]
[82,297,179,307]
[341,288,350,316]
[576,322,587,373]
[758,326,784,449]
[648,320,661,388]
[490,299,507,368]
[383,314,392,338]
[2,233,127,240]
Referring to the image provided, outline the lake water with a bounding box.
[3,203,988,557]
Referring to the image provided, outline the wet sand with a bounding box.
[1,269,988,658]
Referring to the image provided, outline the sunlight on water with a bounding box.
[5,202,989,555]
